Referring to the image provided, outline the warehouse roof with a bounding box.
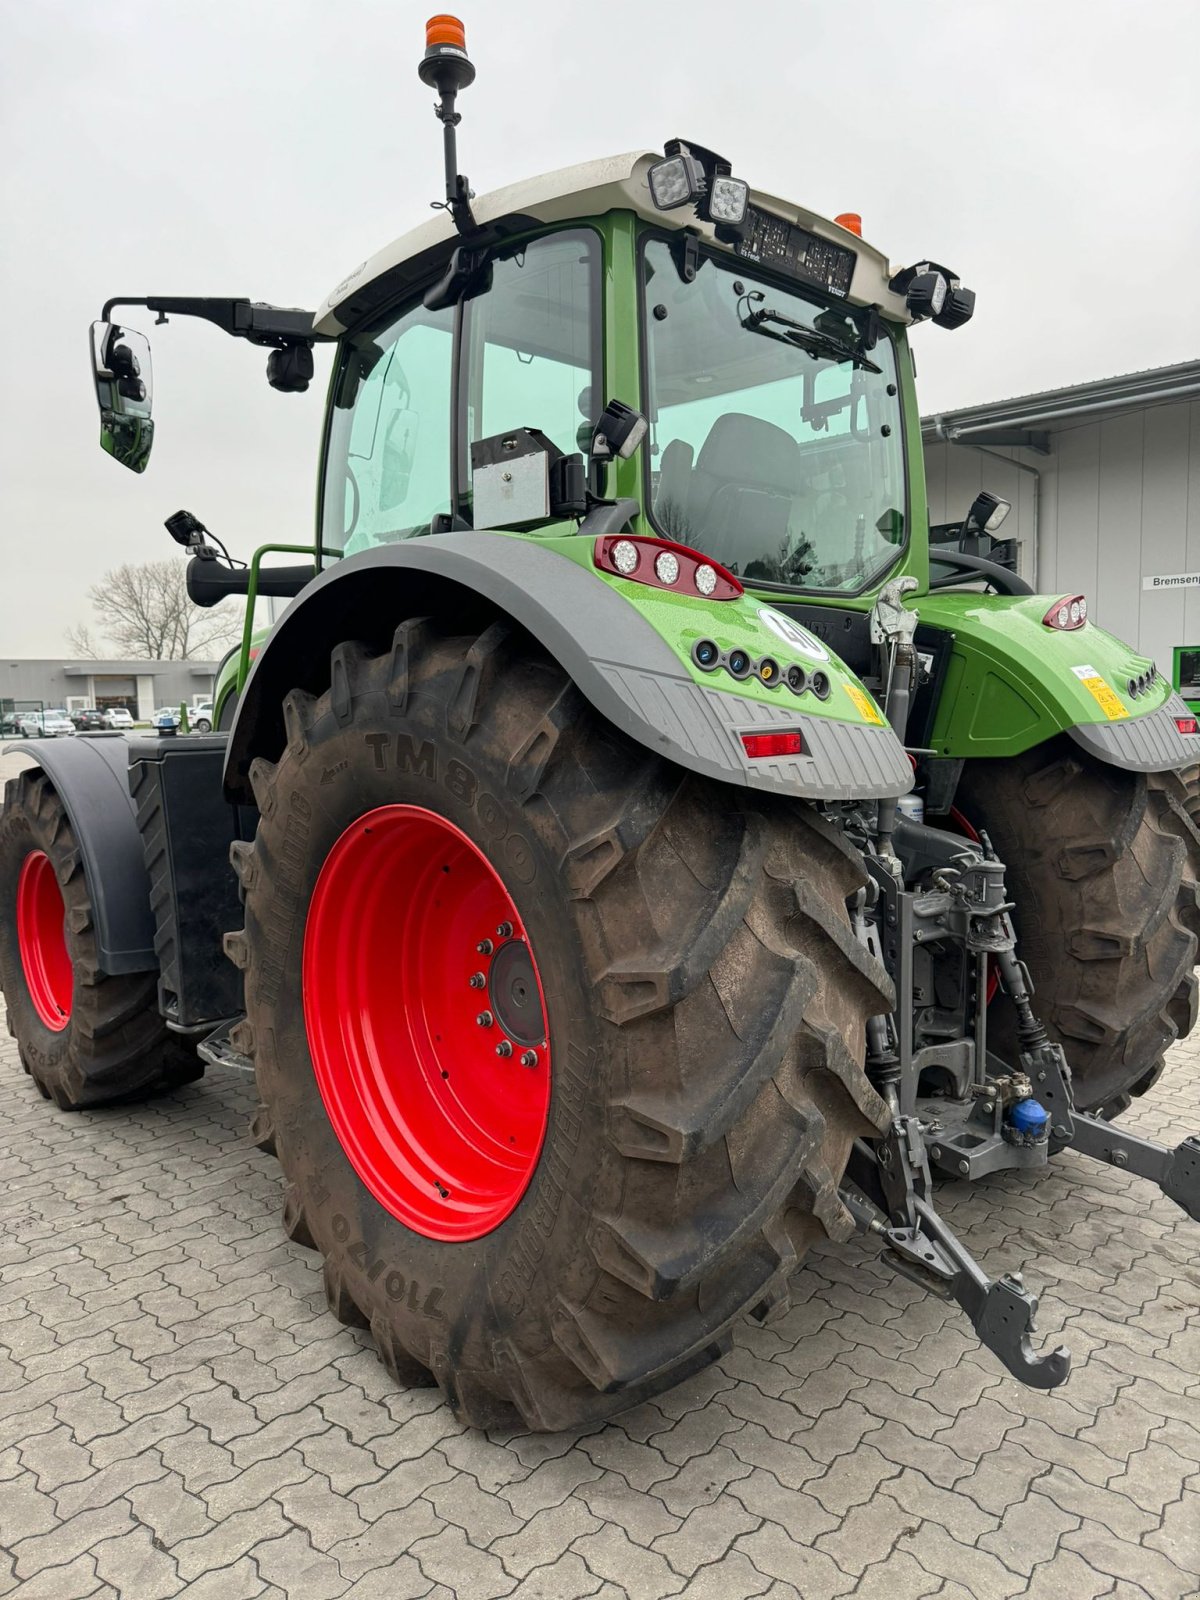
[921,359,1200,453]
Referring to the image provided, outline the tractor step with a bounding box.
[195,1017,253,1074]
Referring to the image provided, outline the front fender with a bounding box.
[224,532,913,804]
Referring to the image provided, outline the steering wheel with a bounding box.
[928,549,1031,596]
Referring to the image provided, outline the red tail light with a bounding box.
[1176,716,1198,735]
[741,732,803,759]
[594,535,742,600]
[1042,594,1088,631]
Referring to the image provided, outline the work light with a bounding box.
[648,154,704,210]
[707,175,749,225]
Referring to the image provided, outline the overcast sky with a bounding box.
[2,0,1197,658]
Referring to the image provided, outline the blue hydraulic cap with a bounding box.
[1008,1098,1050,1136]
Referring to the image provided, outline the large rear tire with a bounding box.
[0,769,201,1108]
[958,739,1200,1117]
[230,620,892,1430]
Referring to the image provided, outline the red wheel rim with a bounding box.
[302,805,552,1241]
[16,851,72,1031]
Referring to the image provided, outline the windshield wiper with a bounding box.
[741,307,881,374]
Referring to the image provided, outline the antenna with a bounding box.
[419,16,477,235]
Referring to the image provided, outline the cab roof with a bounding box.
[314,148,911,336]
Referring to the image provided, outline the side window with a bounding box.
[324,300,454,556]
[463,230,600,513]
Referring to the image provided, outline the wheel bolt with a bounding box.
[469,972,486,989]
[476,1011,493,1028]
[520,1050,538,1069]
[496,921,514,938]
[476,938,494,956]
[495,1040,513,1058]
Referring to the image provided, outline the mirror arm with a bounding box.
[100,296,332,347]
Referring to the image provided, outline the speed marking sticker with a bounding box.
[843,682,885,725]
[1071,664,1128,721]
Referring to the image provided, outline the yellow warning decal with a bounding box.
[1071,664,1128,721]
[843,682,885,725]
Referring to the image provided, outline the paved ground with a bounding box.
[1,761,1198,1598]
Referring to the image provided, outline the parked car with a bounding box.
[71,708,110,732]
[105,706,135,730]
[190,702,214,732]
[40,709,76,737]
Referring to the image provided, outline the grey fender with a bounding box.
[1068,691,1200,773]
[4,735,156,974]
[224,531,913,803]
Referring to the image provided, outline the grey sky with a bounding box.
[2,0,1197,657]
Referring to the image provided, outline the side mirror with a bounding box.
[90,321,154,472]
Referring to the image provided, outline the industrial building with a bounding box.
[923,360,1200,696]
[0,658,219,722]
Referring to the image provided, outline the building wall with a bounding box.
[0,661,217,719]
[925,396,1200,673]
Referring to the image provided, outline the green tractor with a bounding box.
[2,17,1197,1431]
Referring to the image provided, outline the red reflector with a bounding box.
[1176,716,1198,735]
[741,732,803,759]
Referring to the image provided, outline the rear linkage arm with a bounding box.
[844,1122,1072,1390]
[835,576,1198,1390]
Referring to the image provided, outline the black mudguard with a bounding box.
[224,532,913,804]
[3,735,156,975]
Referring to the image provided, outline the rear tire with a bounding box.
[232,620,892,1430]
[0,769,201,1109]
[958,739,1200,1117]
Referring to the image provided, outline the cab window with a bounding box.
[324,301,454,556]
[462,230,600,511]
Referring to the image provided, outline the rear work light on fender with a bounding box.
[741,731,803,758]
[593,535,742,600]
[1042,594,1088,631]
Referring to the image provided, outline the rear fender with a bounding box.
[3,736,156,974]
[224,532,914,804]
[919,592,1198,772]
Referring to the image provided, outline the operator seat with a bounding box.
[682,413,803,573]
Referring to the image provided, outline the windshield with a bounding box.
[641,237,907,592]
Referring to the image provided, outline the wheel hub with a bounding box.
[303,804,552,1242]
[488,938,545,1048]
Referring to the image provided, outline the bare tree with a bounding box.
[64,622,103,658]
[77,559,242,660]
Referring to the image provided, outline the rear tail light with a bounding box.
[1042,594,1088,631]
[741,731,803,759]
[1176,716,1198,735]
[594,535,742,600]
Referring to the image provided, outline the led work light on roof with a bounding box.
[647,140,750,232]
[648,153,706,211]
[889,259,977,330]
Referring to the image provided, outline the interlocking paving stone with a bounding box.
[0,777,1197,1600]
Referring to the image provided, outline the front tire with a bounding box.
[231,620,892,1430]
[0,769,201,1108]
[958,739,1200,1117]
